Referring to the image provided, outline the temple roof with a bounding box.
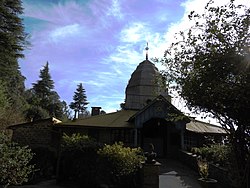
[186,120,227,134]
[124,59,169,110]
[59,110,137,128]
[126,59,159,87]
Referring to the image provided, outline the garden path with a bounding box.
[159,158,202,188]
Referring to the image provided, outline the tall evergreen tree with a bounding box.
[70,83,89,119]
[33,62,54,102]
[0,0,28,104]
[27,62,64,120]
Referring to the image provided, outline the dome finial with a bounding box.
[145,42,149,60]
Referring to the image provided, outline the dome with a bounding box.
[124,59,170,110]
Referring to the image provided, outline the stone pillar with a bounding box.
[142,162,161,188]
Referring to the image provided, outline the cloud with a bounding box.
[50,24,82,42]
[120,22,148,43]
[107,0,123,20]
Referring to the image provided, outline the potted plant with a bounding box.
[144,143,157,164]
[197,157,217,188]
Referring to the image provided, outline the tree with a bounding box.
[0,81,27,128]
[69,83,89,119]
[0,0,28,106]
[61,101,72,121]
[161,0,249,186]
[28,62,64,119]
[0,81,10,129]
[33,62,54,102]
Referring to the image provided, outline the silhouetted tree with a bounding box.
[33,62,54,103]
[161,1,249,186]
[27,62,64,119]
[70,83,89,119]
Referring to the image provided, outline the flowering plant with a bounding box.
[197,157,209,179]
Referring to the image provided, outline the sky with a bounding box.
[20,0,249,120]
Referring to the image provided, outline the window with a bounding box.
[184,134,196,149]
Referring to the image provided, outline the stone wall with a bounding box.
[10,118,59,149]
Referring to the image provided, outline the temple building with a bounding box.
[9,45,227,157]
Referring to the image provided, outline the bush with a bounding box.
[61,133,98,152]
[30,147,57,182]
[191,144,230,166]
[0,132,35,187]
[97,142,144,187]
[58,135,144,187]
[57,133,100,187]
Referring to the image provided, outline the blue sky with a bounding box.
[20,0,248,117]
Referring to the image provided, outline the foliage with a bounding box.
[0,132,35,187]
[59,136,143,187]
[61,133,98,152]
[162,0,250,131]
[69,83,89,119]
[0,0,28,111]
[33,62,54,100]
[161,0,249,185]
[61,101,72,121]
[197,157,209,179]
[0,0,29,126]
[30,147,57,182]
[58,133,100,187]
[24,105,49,122]
[0,81,9,110]
[0,81,26,129]
[97,142,144,177]
[0,0,28,60]
[191,144,230,166]
[0,81,10,129]
[27,62,65,119]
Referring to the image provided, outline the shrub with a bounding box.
[30,147,57,182]
[0,132,35,187]
[61,133,98,152]
[57,133,100,187]
[97,142,144,187]
[191,144,230,166]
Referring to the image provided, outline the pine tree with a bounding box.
[33,62,54,102]
[0,0,28,104]
[27,62,64,119]
[70,83,89,119]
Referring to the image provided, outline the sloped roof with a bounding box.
[59,110,137,128]
[8,117,62,129]
[129,95,188,122]
[186,119,227,134]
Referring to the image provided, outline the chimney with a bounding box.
[91,107,102,116]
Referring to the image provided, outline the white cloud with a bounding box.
[107,0,123,20]
[120,22,148,43]
[50,24,81,42]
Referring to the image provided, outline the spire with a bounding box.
[145,42,149,60]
